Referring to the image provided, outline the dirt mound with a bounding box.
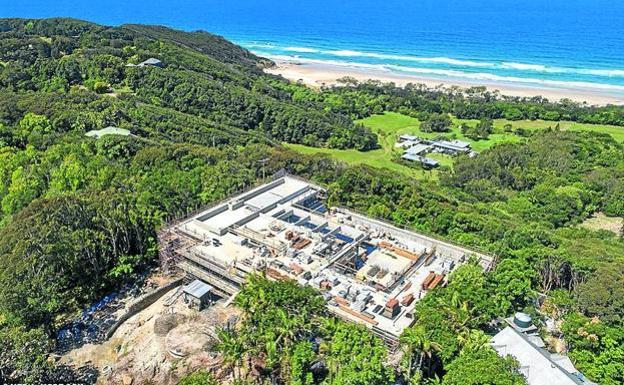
[154,313,186,337]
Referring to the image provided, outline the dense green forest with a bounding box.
[1,18,623,385]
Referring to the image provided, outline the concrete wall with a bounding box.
[105,278,183,339]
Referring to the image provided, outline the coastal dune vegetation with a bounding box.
[0,18,623,385]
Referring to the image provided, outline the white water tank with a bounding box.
[513,312,532,329]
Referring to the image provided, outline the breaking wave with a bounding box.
[257,51,624,92]
[248,43,624,81]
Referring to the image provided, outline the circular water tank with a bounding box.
[513,312,532,328]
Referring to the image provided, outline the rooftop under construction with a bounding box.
[159,175,493,346]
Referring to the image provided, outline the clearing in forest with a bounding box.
[579,212,623,236]
[286,112,624,179]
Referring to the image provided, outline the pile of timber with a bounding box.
[379,240,420,260]
[421,271,445,290]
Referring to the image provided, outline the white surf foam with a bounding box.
[254,43,624,79]
[260,52,624,92]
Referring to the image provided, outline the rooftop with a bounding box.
[399,134,419,142]
[85,126,131,139]
[405,144,432,155]
[140,58,162,66]
[492,326,596,385]
[183,279,213,299]
[431,140,471,153]
[402,153,439,167]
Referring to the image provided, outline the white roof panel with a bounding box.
[491,327,582,385]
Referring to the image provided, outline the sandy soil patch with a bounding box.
[61,285,240,385]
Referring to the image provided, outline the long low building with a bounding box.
[396,135,477,167]
[159,175,492,346]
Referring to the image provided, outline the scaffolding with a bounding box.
[158,228,199,274]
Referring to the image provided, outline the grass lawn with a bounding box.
[361,112,522,153]
[579,212,623,236]
[492,119,624,143]
[284,143,438,180]
[286,111,624,179]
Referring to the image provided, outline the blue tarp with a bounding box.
[362,243,377,255]
[335,233,354,243]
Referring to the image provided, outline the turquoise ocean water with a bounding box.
[2,0,624,95]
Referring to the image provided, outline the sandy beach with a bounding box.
[266,62,624,106]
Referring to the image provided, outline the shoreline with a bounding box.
[266,61,624,106]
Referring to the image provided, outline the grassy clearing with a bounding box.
[361,112,523,153]
[286,112,624,179]
[492,119,624,143]
[579,212,622,236]
[284,143,438,179]
[113,85,134,94]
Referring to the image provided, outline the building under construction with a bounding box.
[158,175,492,347]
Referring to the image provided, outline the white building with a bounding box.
[491,314,596,385]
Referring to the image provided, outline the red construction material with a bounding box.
[401,293,415,306]
[337,304,379,325]
[428,274,445,290]
[379,240,393,249]
[289,263,303,275]
[386,298,399,309]
[421,271,436,290]
[266,267,287,281]
[293,238,311,250]
[378,240,420,260]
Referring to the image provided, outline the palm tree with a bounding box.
[440,293,471,335]
[215,327,245,381]
[273,308,303,349]
[457,329,491,354]
[400,325,441,383]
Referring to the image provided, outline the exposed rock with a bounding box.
[154,313,186,337]
[122,373,133,385]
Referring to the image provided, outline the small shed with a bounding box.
[182,279,213,310]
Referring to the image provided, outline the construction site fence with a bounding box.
[105,278,184,340]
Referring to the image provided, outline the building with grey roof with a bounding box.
[139,58,164,67]
[405,144,432,156]
[491,314,596,385]
[182,279,213,310]
[401,153,439,168]
[431,140,471,154]
[399,134,419,142]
